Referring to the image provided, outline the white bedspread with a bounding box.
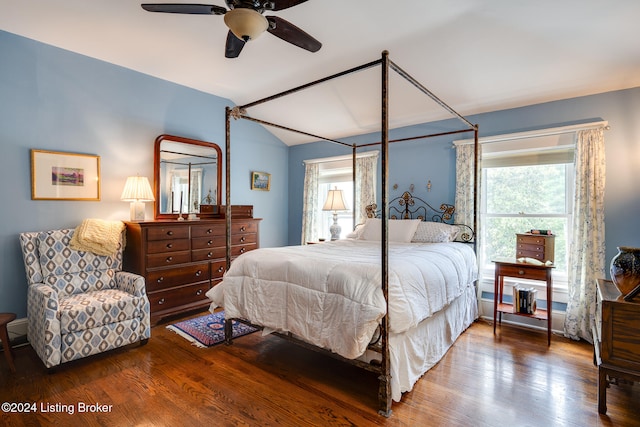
[207,240,477,360]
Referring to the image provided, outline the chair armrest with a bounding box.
[27,283,62,368]
[115,271,147,297]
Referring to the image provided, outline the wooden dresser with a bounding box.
[593,278,640,414]
[124,217,260,325]
[516,233,555,263]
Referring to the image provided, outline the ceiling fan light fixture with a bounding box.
[224,8,269,42]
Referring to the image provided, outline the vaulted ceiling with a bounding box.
[2,1,640,145]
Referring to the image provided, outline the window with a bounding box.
[317,162,353,240]
[302,151,378,243]
[479,134,575,289]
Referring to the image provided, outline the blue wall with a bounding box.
[288,88,640,274]
[3,28,640,319]
[0,30,289,318]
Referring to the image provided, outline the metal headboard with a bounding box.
[365,191,475,243]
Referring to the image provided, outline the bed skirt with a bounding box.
[361,283,478,401]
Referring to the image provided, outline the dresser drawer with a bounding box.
[232,233,257,245]
[232,221,257,234]
[192,224,225,238]
[147,251,191,268]
[149,282,210,312]
[232,243,257,258]
[192,235,226,250]
[211,260,226,279]
[192,247,226,262]
[517,235,548,245]
[497,264,549,281]
[147,226,189,241]
[146,239,190,254]
[516,249,545,261]
[147,262,210,291]
[517,242,545,253]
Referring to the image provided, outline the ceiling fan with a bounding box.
[141,1,322,58]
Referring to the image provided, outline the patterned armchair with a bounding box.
[19,228,150,368]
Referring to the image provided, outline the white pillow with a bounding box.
[345,223,365,239]
[359,218,421,243]
[411,221,460,243]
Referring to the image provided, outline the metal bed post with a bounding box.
[224,106,233,343]
[378,50,392,418]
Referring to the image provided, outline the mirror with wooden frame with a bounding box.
[154,134,222,219]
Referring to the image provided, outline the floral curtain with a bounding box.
[454,142,479,246]
[300,162,320,244]
[355,153,378,225]
[564,128,607,343]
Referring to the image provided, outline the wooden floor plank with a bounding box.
[1,314,638,426]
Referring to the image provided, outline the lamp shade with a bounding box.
[224,8,269,41]
[121,176,155,202]
[322,188,348,211]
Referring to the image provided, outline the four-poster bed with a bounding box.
[211,51,479,416]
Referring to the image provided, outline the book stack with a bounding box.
[513,285,538,314]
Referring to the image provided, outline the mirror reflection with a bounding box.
[154,135,222,219]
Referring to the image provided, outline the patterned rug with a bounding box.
[167,311,258,348]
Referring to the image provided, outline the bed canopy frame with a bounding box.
[224,50,479,416]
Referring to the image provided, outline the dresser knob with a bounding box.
[240,226,246,232]
[157,277,164,283]
[240,236,246,242]
[518,270,525,275]
[240,247,246,254]
[207,229,213,234]
[196,289,203,296]
[208,240,213,246]
[167,230,173,236]
[167,243,173,249]
[195,270,202,277]
[158,298,165,305]
[166,256,173,263]
[207,252,213,258]
[217,266,224,273]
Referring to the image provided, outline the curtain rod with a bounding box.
[453,120,610,146]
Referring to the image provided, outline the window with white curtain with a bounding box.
[302,151,378,243]
[480,133,575,290]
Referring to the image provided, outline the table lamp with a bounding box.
[322,187,348,240]
[121,175,155,221]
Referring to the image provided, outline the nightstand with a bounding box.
[492,257,555,345]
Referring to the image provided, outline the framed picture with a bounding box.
[31,149,101,200]
[251,171,271,191]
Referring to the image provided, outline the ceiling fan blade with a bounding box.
[225,31,245,58]
[266,16,321,52]
[270,0,310,11]
[141,3,227,15]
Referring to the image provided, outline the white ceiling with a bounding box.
[2,1,640,145]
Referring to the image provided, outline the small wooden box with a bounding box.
[199,204,216,214]
[516,233,555,263]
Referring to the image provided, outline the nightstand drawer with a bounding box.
[498,264,549,281]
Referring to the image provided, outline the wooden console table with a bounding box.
[593,278,640,414]
[493,257,554,345]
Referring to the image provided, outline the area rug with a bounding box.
[167,311,258,348]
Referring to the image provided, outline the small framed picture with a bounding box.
[251,171,271,191]
[31,149,101,200]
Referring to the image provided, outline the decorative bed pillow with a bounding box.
[345,223,365,239]
[359,218,421,243]
[411,221,460,243]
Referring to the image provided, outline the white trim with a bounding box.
[453,121,609,146]
[303,150,379,164]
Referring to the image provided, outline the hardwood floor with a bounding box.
[1,314,638,426]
